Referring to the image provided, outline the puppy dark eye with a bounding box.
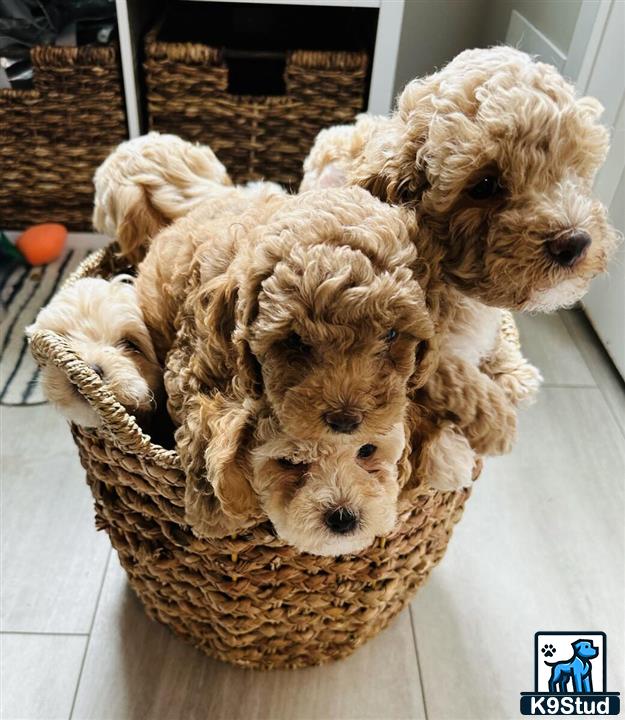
[467,175,502,200]
[284,332,310,354]
[357,444,377,459]
[277,457,309,471]
[118,337,143,354]
[384,329,398,343]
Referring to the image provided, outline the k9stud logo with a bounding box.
[520,632,620,715]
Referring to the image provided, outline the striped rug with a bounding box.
[0,248,93,406]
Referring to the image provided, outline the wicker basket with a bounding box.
[0,46,127,230]
[28,246,477,670]
[144,27,369,187]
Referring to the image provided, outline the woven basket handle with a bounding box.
[28,329,178,465]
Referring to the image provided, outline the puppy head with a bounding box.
[234,189,435,441]
[26,276,161,427]
[252,420,406,556]
[356,46,619,311]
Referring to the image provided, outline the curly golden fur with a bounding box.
[26,277,162,428]
[251,419,407,555]
[299,114,386,193]
[304,47,618,312]
[137,187,436,436]
[164,334,409,555]
[93,132,285,264]
[129,186,439,543]
[300,46,621,468]
[92,131,527,497]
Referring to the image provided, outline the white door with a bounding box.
[573,0,625,378]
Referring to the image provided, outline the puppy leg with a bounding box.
[421,424,476,491]
[424,353,518,456]
[480,332,543,408]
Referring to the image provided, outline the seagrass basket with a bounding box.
[0,45,127,230]
[144,26,369,187]
[28,245,480,670]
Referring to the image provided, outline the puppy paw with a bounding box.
[469,403,518,456]
[424,426,476,492]
[498,362,544,407]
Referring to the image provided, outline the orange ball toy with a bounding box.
[16,223,67,266]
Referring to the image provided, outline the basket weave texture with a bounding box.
[144,30,368,187]
[29,246,480,670]
[0,46,127,230]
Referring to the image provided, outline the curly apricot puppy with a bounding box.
[165,346,408,555]
[26,276,162,428]
[139,187,436,538]
[138,187,436,437]
[305,47,618,312]
[251,419,407,556]
[302,47,619,465]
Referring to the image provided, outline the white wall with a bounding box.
[391,0,584,103]
[481,0,583,53]
[392,0,488,97]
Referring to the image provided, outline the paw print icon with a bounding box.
[541,643,556,658]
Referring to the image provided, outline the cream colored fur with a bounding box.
[26,276,162,428]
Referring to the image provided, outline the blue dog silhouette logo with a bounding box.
[520,632,620,715]
[544,639,598,694]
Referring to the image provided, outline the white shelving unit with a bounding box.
[114,0,406,139]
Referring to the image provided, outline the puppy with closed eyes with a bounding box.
[26,276,162,429]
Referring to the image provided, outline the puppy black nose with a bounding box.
[89,364,104,379]
[324,507,359,535]
[546,231,591,267]
[324,409,363,433]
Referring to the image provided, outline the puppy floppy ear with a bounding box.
[233,337,264,400]
[231,251,281,400]
[353,78,440,205]
[203,397,260,521]
[196,274,262,399]
[181,394,261,537]
[410,334,440,390]
[199,276,238,375]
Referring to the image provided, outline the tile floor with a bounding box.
[1,309,624,720]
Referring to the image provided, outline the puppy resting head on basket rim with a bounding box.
[252,419,408,556]
[26,276,162,429]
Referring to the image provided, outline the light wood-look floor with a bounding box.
[1,310,624,720]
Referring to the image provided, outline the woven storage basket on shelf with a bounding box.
[0,46,127,230]
[28,245,497,670]
[144,28,368,187]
